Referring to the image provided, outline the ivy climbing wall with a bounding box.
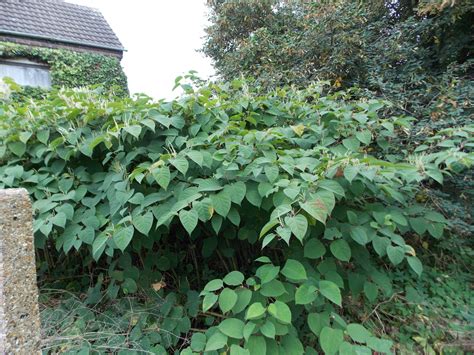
[0,42,128,96]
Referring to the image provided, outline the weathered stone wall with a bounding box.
[0,189,41,353]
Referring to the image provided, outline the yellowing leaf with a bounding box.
[151,280,166,291]
[291,124,305,137]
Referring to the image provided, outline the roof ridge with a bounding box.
[62,0,103,14]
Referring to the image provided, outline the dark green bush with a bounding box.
[1,79,472,353]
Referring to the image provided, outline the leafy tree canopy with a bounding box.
[203,0,473,124]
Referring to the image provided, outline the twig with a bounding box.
[199,311,227,319]
[363,292,401,323]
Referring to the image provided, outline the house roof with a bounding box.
[0,0,124,52]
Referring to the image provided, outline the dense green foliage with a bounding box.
[202,4,474,351]
[0,42,128,96]
[1,78,472,353]
[203,0,473,123]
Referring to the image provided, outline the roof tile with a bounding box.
[0,0,124,51]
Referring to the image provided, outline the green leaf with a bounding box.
[261,233,276,249]
[278,225,292,245]
[259,219,279,238]
[260,320,276,339]
[151,112,171,127]
[52,212,67,228]
[281,259,307,281]
[308,312,328,337]
[58,178,73,193]
[258,181,273,197]
[92,233,108,260]
[245,335,266,354]
[427,223,444,239]
[79,227,94,244]
[426,169,443,184]
[205,331,228,352]
[179,209,198,235]
[219,288,238,313]
[114,226,134,252]
[343,136,360,151]
[152,166,170,190]
[232,289,252,314]
[409,217,427,235]
[170,156,189,175]
[122,278,137,294]
[224,271,245,286]
[320,327,344,355]
[319,280,341,306]
[315,190,336,214]
[364,281,378,302]
[283,186,300,200]
[256,264,280,284]
[202,293,218,312]
[267,301,292,324]
[218,318,245,339]
[191,333,207,351]
[425,211,447,223]
[227,181,247,205]
[281,333,304,354]
[304,238,326,259]
[187,150,203,167]
[295,283,317,305]
[245,303,266,320]
[211,191,232,217]
[230,345,250,355]
[386,245,405,266]
[407,256,423,277]
[246,184,262,207]
[8,141,26,157]
[37,129,49,144]
[356,130,372,145]
[264,165,279,183]
[330,239,351,262]
[243,322,256,342]
[366,337,393,353]
[204,279,224,292]
[285,214,308,243]
[372,237,390,257]
[339,342,355,355]
[211,215,223,234]
[124,125,141,138]
[344,165,359,183]
[5,165,23,179]
[196,178,222,192]
[133,212,153,235]
[300,196,328,224]
[347,323,372,343]
[319,180,345,197]
[350,226,368,245]
[260,280,286,297]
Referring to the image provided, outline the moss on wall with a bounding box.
[0,42,128,96]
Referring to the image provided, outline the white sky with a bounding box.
[67,0,215,99]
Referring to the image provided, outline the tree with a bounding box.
[203,0,473,116]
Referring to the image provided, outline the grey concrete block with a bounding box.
[0,188,41,353]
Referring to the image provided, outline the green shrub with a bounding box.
[0,79,472,353]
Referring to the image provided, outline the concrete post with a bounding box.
[0,189,41,353]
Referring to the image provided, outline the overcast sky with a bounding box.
[68,0,215,99]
